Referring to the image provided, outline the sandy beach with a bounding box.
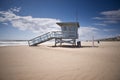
[0,41,120,80]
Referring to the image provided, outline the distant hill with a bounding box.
[97,36,120,41]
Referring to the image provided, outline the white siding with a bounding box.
[61,26,78,39]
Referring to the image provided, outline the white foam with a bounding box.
[0,41,28,46]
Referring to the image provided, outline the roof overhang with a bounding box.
[56,22,80,27]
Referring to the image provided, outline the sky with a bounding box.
[0,0,120,40]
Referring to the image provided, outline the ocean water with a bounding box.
[0,41,28,46]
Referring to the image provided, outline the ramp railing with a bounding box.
[28,31,62,46]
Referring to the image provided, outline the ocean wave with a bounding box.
[0,41,28,46]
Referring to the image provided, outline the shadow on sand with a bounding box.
[50,45,98,48]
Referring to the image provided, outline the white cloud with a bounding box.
[9,7,21,12]
[0,8,61,34]
[78,26,117,40]
[92,17,103,20]
[103,20,118,24]
[2,23,8,25]
[103,29,116,32]
[93,23,107,26]
[93,9,120,25]
[101,9,120,17]
[78,26,99,40]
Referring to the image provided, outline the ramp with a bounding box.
[28,31,62,46]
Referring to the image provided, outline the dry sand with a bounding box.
[0,41,120,80]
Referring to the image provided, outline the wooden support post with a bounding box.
[60,38,62,46]
[55,38,57,47]
[72,39,76,46]
[74,39,76,46]
[28,41,30,46]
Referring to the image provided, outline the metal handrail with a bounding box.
[29,32,51,41]
[28,31,62,46]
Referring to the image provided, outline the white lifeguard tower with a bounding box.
[55,22,80,46]
[28,22,80,46]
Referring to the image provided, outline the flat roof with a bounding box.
[56,22,80,27]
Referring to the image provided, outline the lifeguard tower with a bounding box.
[55,22,79,46]
[28,22,80,46]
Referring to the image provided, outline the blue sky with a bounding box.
[0,0,120,40]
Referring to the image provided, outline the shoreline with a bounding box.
[0,41,120,47]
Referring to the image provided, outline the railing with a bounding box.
[28,31,62,46]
